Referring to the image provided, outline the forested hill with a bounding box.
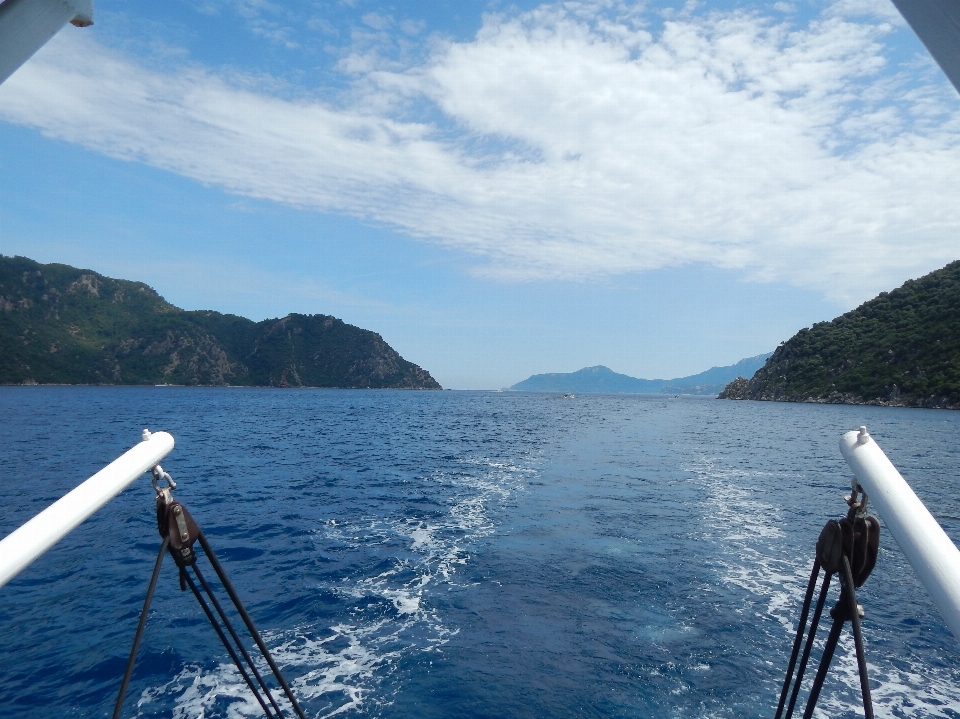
[0,255,441,389]
[719,260,960,409]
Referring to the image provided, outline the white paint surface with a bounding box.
[0,0,92,86]
[840,427,960,643]
[0,430,174,589]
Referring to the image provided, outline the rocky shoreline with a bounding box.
[717,260,960,411]
[719,377,960,409]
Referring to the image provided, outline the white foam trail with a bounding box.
[139,455,537,718]
[686,456,960,719]
[136,665,264,719]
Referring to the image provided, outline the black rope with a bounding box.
[842,555,874,719]
[800,558,875,719]
[180,565,278,719]
[801,611,844,719]
[191,563,287,718]
[775,560,820,719]
[784,571,832,719]
[197,530,308,719]
[113,536,169,719]
[137,487,306,718]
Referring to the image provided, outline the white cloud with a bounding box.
[825,0,905,24]
[1,1,959,304]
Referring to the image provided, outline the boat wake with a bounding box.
[686,456,960,719]
[135,456,534,718]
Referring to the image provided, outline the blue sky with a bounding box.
[1,0,958,389]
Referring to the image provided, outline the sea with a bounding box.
[0,387,958,719]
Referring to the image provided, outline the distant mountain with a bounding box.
[511,366,664,393]
[0,255,441,389]
[510,353,771,395]
[720,261,960,408]
[661,353,773,394]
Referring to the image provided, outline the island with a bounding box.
[0,255,441,389]
[719,260,960,409]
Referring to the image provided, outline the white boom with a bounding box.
[0,0,93,86]
[0,430,174,589]
[840,426,960,641]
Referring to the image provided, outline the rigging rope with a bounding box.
[190,562,287,718]
[179,565,280,718]
[775,560,820,719]
[112,536,169,719]
[113,467,307,719]
[774,483,879,719]
[784,571,832,719]
[197,530,308,719]
[800,556,874,719]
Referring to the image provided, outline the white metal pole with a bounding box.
[0,0,94,86]
[840,426,960,641]
[0,429,174,589]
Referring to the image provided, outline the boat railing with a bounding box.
[0,429,175,589]
[840,426,960,641]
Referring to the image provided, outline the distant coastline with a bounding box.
[1,383,438,389]
[509,353,771,395]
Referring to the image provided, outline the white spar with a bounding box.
[840,426,960,641]
[0,0,94,86]
[0,430,174,589]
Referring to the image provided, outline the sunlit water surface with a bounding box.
[1,388,958,718]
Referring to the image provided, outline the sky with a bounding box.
[1,0,958,389]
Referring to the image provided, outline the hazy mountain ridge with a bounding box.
[510,353,772,394]
[0,255,440,389]
[719,260,960,408]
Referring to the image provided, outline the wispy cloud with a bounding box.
[824,0,905,23]
[2,1,958,303]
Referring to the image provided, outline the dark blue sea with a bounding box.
[1,388,958,718]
